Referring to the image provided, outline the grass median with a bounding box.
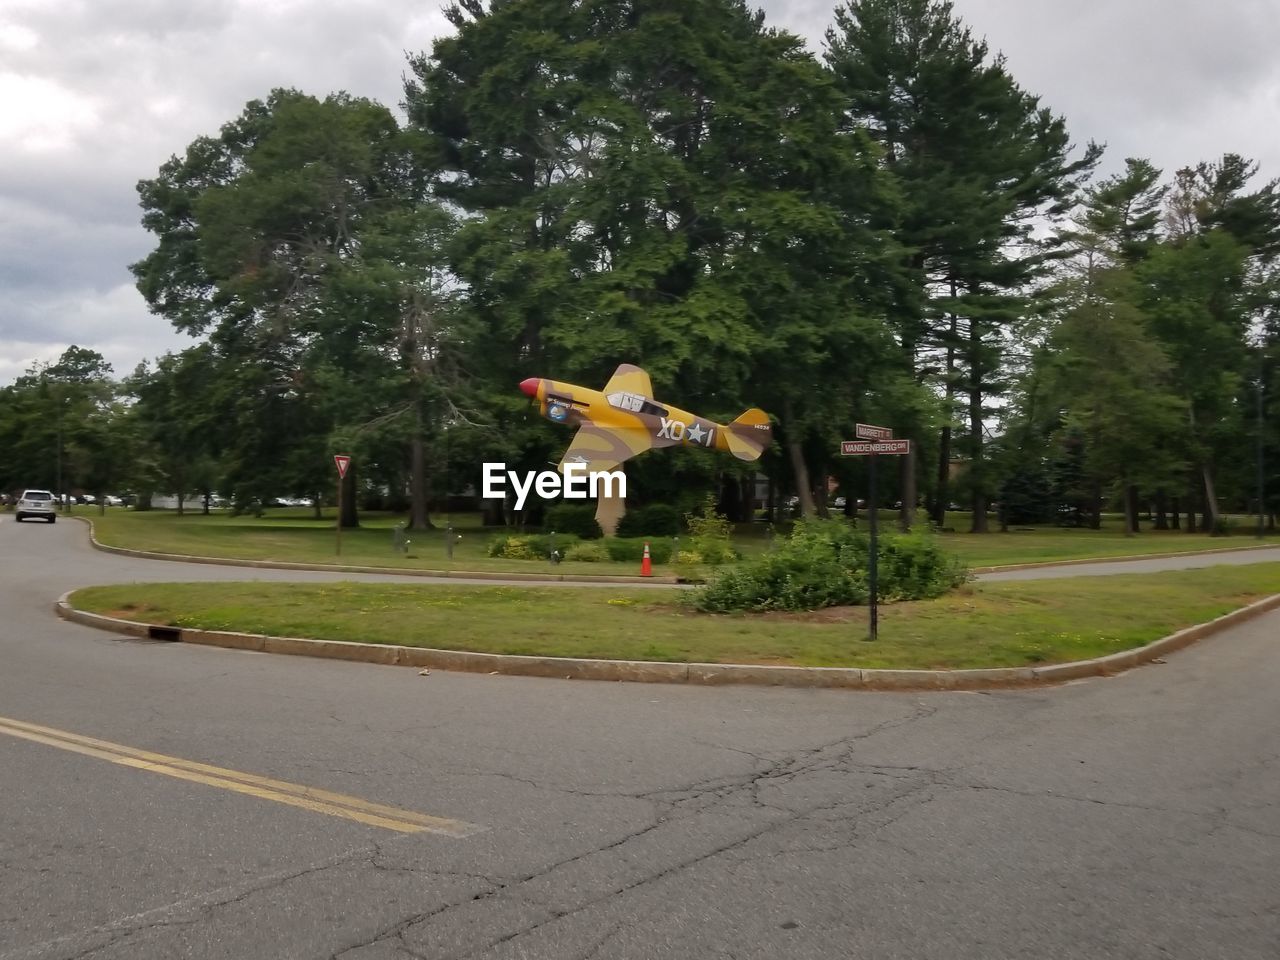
[68,563,1280,670]
[58,506,1279,576]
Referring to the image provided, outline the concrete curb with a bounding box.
[972,543,1279,574]
[69,516,680,585]
[55,591,1280,691]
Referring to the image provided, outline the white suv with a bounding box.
[16,489,57,523]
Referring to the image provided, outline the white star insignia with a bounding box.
[687,422,706,444]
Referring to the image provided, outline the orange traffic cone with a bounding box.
[641,540,653,577]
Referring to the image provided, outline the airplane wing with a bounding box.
[558,424,652,474]
[602,363,653,399]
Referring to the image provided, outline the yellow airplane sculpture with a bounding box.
[519,363,772,474]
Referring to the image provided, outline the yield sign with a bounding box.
[334,454,351,479]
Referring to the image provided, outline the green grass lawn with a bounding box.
[69,563,1280,670]
[62,506,667,576]
[55,505,1279,576]
[936,523,1279,568]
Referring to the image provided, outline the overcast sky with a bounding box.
[2,0,1278,386]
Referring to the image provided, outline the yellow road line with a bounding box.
[0,715,482,837]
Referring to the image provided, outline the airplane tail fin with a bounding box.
[725,408,772,462]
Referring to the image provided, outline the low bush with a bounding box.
[544,503,603,540]
[615,504,682,538]
[604,537,673,564]
[487,533,580,560]
[564,541,609,562]
[692,519,968,613]
[683,496,738,566]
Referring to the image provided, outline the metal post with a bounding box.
[446,522,455,560]
[868,454,878,642]
[56,413,63,513]
[335,475,343,556]
[1258,379,1266,540]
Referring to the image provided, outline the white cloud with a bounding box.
[0,283,195,380]
[0,73,99,152]
[1,0,1278,386]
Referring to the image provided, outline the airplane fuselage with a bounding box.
[523,377,734,454]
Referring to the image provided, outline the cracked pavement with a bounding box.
[0,519,1277,959]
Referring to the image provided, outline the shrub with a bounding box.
[544,503,603,540]
[692,519,967,613]
[564,541,609,562]
[615,504,682,538]
[487,533,580,560]
[683,495,738,566]
[603,537,673,564]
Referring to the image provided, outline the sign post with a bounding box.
[333,454,351,556]
[841,426,911,642]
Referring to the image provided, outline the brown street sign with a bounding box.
[855,423,893,441]
[841,439,911,456]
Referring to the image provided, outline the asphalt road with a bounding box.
[1,518,1278,959]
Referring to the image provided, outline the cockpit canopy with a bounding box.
[606,391,667,417]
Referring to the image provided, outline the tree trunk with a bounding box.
[1170,497,1181,531]
[203,491,212,516]
[931,308,959,527]
[1201,463,1221,533]
[340,462,359,529]
[899,446,915,531]
[1184,475,1199,533]
[967,313,988,533]
[932,425,952,527]
[784,401,816,518]
[968,387,987,533]
[482,498,505,527]
[408,428,433,531]
[312,495,321,520]
[1089,481,1102,530]
[813,465,831,520]
[1154,492,1168,530]
[788,440,816,517]
[1123,484,1139,536]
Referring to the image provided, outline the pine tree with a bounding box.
[825,0,1099,531]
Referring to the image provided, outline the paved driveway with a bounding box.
[1,518,1277,959]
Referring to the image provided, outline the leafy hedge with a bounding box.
[604,537,673,564]
[692,520,967,613]
[544,504,603,540]
[615,504,681,538]
[487,533,581,560]
[564,541,609,562]
[488,533,671,564]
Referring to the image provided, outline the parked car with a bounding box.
[16,489,56,523]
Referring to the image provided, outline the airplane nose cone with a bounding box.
[519,377,539,398]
